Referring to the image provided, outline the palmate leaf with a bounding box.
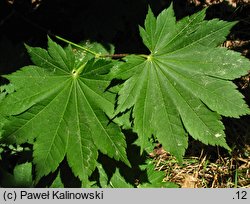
[0,38,130,182]
[113,4,250,161]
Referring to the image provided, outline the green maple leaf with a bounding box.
[112,4,250,161]
[0,38,130,182]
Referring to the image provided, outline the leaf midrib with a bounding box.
[153,60,222,139]
[3,79,72,143]
[37,81,73,170]
[76,79,127,163]
[153,10,205,54]
[155,58,245,112]
[155,21,233,56]
[71,79,87,175]
[29,49,69,74]
[153,62,183,150]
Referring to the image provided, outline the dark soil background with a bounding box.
[1,0,249,71]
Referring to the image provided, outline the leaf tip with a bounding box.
[146,5,156,20]
[122,158,132,168]
[147,5,153,15]
[47,35,54,43]
[24,43,31,52]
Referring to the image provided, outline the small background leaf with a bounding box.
[1,162,33,187]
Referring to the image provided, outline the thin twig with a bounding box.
[55,35,98,56]
[99,53,129,59]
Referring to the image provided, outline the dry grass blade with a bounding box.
[151,143,250,188]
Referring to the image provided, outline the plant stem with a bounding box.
[72,62,87,78]
[99,53,129,58]
[139,54,149,59]
[55,35,98,56]
[99,53,148,59]
[56,35,149,59]
[76,62,87,75]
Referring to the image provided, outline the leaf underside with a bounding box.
[113,4,250,161]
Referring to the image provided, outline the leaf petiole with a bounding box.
[55,35,98,56]
[72,62,87,78]
[138,54,149,59]
[55,35,149,59]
